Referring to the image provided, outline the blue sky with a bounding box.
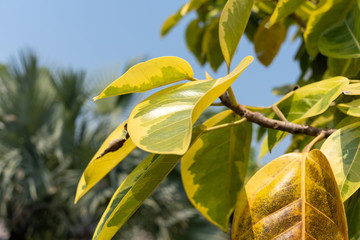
[0,1,301,161]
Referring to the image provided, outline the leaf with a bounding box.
[181,110,252,231]
[127,56,253,155]
[232,150,348,239]
[75,121,136,203]
[343,83,360,95]
[268,0,307,27]
[275,77,349,123]
[272,84,298,96]
[319,6,360,58]
[161,3,190,37]
[219,0,253,69]
[254,18,286,66]
[186,19,206,65]
[188,0,208,12]
[93,126,204,240]
[304,0,353,58]
[202,18,224,71]
[328,58,360,78]
[344,189,360,239]
[321,121,360,201]
[94,56,194,100]
[337,99,360,117]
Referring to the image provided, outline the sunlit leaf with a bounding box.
[75,121,136,203]
[304,0,353,57]
[321,121,360,201]
[93,127,204,240]
[254,18,286,66]
[268,0,307,27]
[337,99,360,117]
[343,83,360,95]
[232,150,348,239]
[182,110,252,231]
[319,6,360,58]
[328,58,360,78]
[202,18,224,71]
[219,0,253,69]
[94,57,194,100]
[186,19,206,65]
[128,56,253,155]
[161,3,190,36]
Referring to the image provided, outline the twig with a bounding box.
[219,93,336,138]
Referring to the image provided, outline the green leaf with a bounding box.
[93,126,204,240]
[319,6,360,58]
[321,121,360,201]
[94,56,194,100]
[202,18,224,71]
[304,0,353,58]
[75,121,136,203]
[161,3,190,37]
[127,56,253,155]
[219,0,253,69]
[328,58,360,78]
[188,0,208,12]
[343,83,360,95]
[232,150,348,239]
[337,99,360,117]
[275,76,349,123]
[268,0,307,27]
[254,18,286,66]
[186,19,206,65]
[345,189,360,239]
[182,110,252,231]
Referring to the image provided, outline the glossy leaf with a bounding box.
[93,127,204,240]
[161,3,189,36]
[232,150,348,239]
[186,19,206,65]
[254,18,286,66]
[321,121,360,201]
[328,58,360,78]
[202,18,224,71]
[268,0,307,27]
[337,99,360,117]
[319,7,360,58]
[219,0,253,69]
[127,56,253,155]
[304,0,353,57]
[275,76,349,123]
[75,121,136,203]
[94,57,194,100]
[343,83,360,95]
[182,110,252,231]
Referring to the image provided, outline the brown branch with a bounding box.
[219,93,336,138]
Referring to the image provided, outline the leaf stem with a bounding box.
[210,102,225,106]
[303,132,325,152]
[204,118,246,133]
[227,87,239,106]
[188,76,199,81]
[271,105,288,122]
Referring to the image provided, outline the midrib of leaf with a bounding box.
[344,20,360,51]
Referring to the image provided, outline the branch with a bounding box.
[219,93,336,138]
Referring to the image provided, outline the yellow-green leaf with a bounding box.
[343,83,360,95]
[254,18,286,66]
[219,0,253,69]
[232,150,348,239]
[94,56,194,100]
[275,76,349,123]
[93,126,204,240]
[328,58,360,78]
[161,3,190,37]
[75,121,136,203]
[268,0,307,27]
[186,19,206,65]
[128,56,253,155]
[319,6,360,58]
[321,122,360,201]
[337,99,360,117]
[202,18,224,72]
[182,110,252,231]
[304,0,353,58]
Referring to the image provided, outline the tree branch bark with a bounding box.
[219,93,336,138]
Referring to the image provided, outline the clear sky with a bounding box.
[0,1,301,162]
